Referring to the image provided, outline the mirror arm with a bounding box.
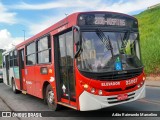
[72,26,81,58]
[74,48,82,58]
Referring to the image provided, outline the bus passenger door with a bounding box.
[19,49,26,90]
[54,31,76,105]
[5,55,10,85]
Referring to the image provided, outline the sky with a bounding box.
[0,0,160,50]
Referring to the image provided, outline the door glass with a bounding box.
[19,49,25,90]
[59,34,68,99]
[58,31,75,102]
[66,31,75,101]
[5,55,9,85]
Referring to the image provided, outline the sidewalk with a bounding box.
[0,97,11,111]
[0,97,20,120]
[146,77,160,87]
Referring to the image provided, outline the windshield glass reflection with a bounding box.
[77,31,142,72]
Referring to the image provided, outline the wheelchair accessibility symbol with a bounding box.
[115,57,122,71]
[115,62,122,70]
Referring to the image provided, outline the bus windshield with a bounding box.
[77,31,143,72]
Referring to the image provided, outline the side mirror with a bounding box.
[72,26,80,44]
[72,26,82,58]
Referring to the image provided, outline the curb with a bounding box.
[146,84,160,87]
[145,80,160,87]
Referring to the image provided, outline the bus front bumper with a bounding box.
[79,84,145,111]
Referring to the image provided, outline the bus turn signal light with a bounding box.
[83,84,89,89]
[80,81,103,95]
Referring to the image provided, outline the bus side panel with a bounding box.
[25,66,36,96]
[21,69,26,90]
[15,78,21,90]
[35,65,43,98]
[34,65,55,99]
[50,36,59,103]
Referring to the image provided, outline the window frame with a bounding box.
[26,42,36,66]
[13,50,18,67]
[9,51,14,67]
[36,35,52,64]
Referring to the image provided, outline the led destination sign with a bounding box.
[78,13,138,28]
[95,17,126,26]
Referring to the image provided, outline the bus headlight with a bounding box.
[98,90,103,95]
[91,88,95,93]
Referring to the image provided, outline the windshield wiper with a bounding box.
[96,29,113,56]
[120,31,130,54]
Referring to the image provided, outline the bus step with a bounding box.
[22,90,27,94]
[57,102,77,110]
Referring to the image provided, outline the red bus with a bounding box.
[2,11,145,111]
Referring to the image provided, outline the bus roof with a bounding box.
[2,47,15,56]
[16,11,137,48]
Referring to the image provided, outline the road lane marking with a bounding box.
[138,99,160,106]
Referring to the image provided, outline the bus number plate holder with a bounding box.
[117,94,128,101]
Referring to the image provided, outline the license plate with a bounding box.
[117,94,128,101]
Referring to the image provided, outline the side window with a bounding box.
[37,36,51,64]
[26,42,36,65]
[3,56,6,68]
[13,50,18,66]
[9,52,13,67]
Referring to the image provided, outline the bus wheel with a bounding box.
[12,79,19,94]
[46,84,60,111]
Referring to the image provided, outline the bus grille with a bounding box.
[105,85,136,92]
[107,93,135,104]
[80,68,143,81]
[97,70,142,80]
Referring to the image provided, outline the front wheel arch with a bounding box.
[42,81,51,104]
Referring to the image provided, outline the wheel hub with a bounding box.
[48,91,54,104]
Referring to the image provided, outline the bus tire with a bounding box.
[46,84,60,111]
[12,79,19,94]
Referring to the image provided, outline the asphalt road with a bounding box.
[0,83,159,120]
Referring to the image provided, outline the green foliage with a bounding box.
[135,6,160,75]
